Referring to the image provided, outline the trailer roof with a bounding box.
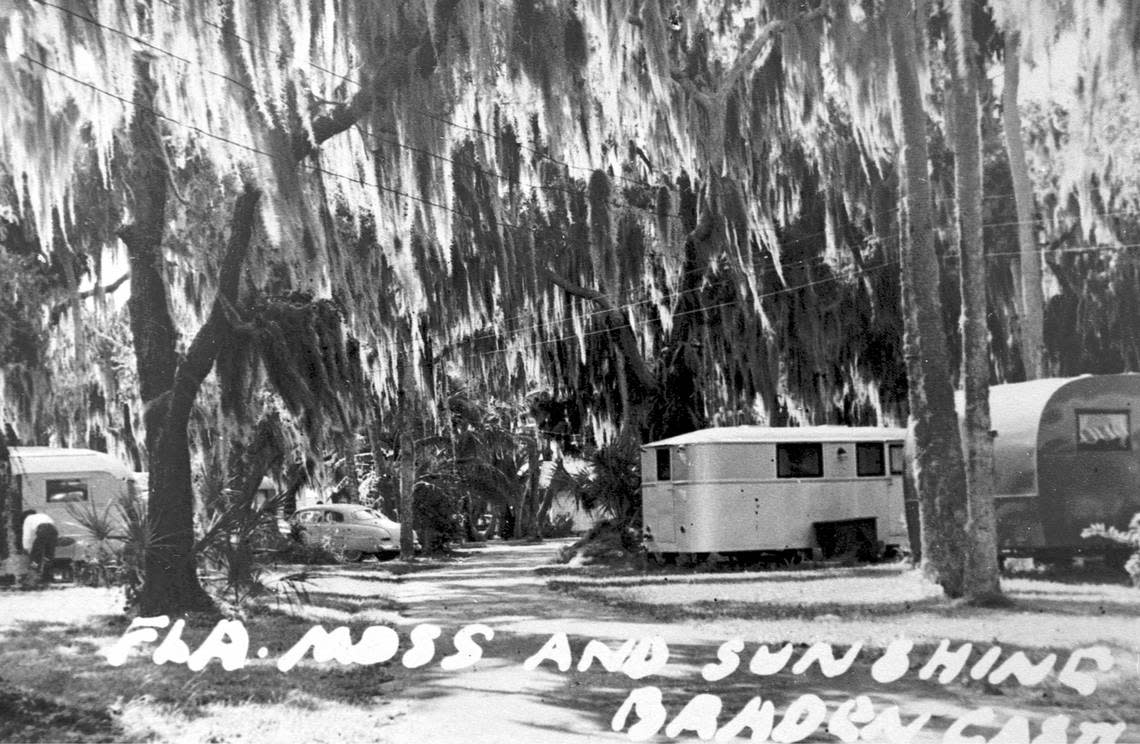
[956,378,1075,440]
[8,447,132,478]
[644,425,908,448]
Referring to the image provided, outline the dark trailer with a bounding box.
[907,375,1140,557]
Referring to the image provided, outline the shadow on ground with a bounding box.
[1,541,1137,742]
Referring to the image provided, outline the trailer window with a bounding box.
[777,443,823,478]
[888,444,905,474]
[856,443,886,476]
[656,449,671,481]
[1077,409,1131,451]
[46,479,88,502]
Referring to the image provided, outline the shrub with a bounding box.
[413,481,464,554]
[270,524,343,565]
[543,513,576,539]
[272,537,341,565]
[573,437,641,528]
[1082,513,1140,586]
[555,519,643,567]
[68,491,154,608]
[195,491,282,608]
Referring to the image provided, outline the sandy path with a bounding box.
[2,543,1136,742]
[299,542,1140,744]
[307,541,675,743]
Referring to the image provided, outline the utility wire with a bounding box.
[147,0,665,191]
[27,52,1140,362]
[31,0,256,96]
[466,238,1140,356]
[474,258,902,360]
[20,28,1140,364]
[32,0,1128,262]
[369,132,684,224]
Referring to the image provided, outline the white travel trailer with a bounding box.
[641,426,909,559]
[9,447,135,562]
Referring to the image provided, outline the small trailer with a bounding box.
[641,426,909,560]
[949,374,1140,556]
[8,447,136,563]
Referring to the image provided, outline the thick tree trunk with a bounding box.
[1002,31,1046,380]
[517,435,542,539]
[120,56,265,615]
[887,0,970,598]
[532,452,558,539]
[120,58,212,615]
[0,436,29,580]
[134,184,261,614]
[948,0,1003,603]
[144,428,211,614]
[113,29,388,610]
[512,491,528,540]
[397,340,417,560]
[533,487,556,538]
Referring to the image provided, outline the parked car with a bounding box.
[290,504,415,561]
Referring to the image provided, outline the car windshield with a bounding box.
[351,508,387,524]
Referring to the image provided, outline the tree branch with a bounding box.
[542,266,610,305]
[49,272,131,325]
[685,210,715,246]
[675,74,714,109]
[293,85,376,161]
[216,294,258,338]
[166,184,262,425]
[292,32,440,161]
[715,6,827,103]
[88,271,132,298]
[541,267,658,391]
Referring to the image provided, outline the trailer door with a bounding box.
[642,446,678,551]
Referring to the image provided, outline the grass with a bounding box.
[0,548,463,743]
[547,563,1140,650]
[0,580,407,743]
[0,684,120,743]
[546,562,1140,738]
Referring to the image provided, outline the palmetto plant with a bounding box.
[68,490,161,609]
[1082,515,1140,587]
[193,487,295,610]
[572,435,642,528]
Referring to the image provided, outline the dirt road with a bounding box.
[2,541,1136,742]
[306,540,687,743]
[294,541,1139,744]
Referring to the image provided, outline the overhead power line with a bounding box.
[18,22,1140,364]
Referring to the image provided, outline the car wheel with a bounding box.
[342,549,365,563]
